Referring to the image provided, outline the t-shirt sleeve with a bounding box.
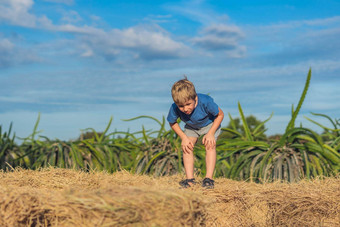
[205,96,219,116]
[167,103,179,124]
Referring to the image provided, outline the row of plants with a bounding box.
[0,69,339,182]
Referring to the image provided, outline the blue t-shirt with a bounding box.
[167,93,220,129]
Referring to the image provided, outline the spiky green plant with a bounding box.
[123,116,182,176]
[215,106,272,180]
[7,116,138,172]
[212,101,273,179]
[64,117,140,172]
[0,123,19,169]
[11,114,74,169]
[305,113,340,142]
[219,68,339,182]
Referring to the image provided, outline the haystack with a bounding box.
[0,167,339,226]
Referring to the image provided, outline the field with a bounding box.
[0,69,339,226]
[0,167,339,227]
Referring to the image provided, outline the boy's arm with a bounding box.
[208,107,224,134]
[202,107,224,148]
[169,122,194,154]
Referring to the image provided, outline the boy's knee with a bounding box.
[183,150,194,155]
[205,145,216,151]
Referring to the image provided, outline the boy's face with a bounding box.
[177,96,197,115]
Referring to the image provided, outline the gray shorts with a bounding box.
[184,123,221,139]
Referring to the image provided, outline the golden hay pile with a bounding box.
[0,167,339,226]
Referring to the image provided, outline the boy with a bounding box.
[167,77,224,189]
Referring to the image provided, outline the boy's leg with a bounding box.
[183,136,198,180]
[197,124,220,179]
[205,144,216,179]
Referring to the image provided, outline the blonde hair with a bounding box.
[171,77,197,105]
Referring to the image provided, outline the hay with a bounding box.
[0,168,205,226]
[0,167,339,226]
[204,178,340,226]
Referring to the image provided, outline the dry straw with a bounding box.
[0,167,339,226]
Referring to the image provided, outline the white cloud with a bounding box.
[165,0,228,25]
[143,14,176,24]
[75,25,191,61]
[0,38,15,67]
[0,0,36,27]
[0,37,39,67]
[263,15,340,30]
[0,0,75,28]
[0,38,14,51]
[200,24,244,39]
[243,15,340,68]
[60,10,82,23]
[80,49,93,57]
[192,24,246,57]
[303,16,340,26]
[114,26,190,59]
[42,0,74,5]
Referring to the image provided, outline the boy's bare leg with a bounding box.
[205,145,216,179]
[183,137,198,182]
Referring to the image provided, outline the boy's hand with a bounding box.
[202,133,216,150]
[181,136,194,154]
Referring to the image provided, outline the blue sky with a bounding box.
[1,0,340,141]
